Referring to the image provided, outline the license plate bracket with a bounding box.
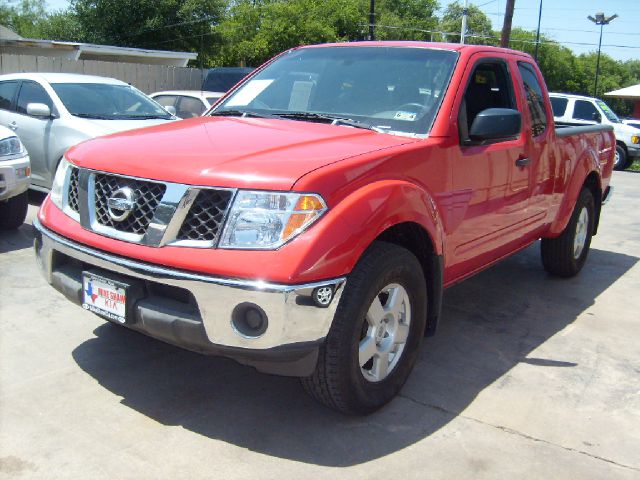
[82,271,130,324]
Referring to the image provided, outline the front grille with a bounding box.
[93,173,166,235]
[68,167,80,213]
[177,189,233,242]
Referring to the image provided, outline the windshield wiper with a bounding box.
[72,113,114,120]
[272,112,383,132]
[210,109,276,119]
[115,114,171,120]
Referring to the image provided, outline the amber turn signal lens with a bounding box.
[632,135,640,145]
[295,195,325,211]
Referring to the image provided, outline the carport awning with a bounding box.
[604,84,640,100]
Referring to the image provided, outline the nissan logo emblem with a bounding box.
[107,187,137,222]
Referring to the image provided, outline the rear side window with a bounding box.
[518,62,547,136]
[573,100,599,122]
[0,81,19,111]
[16,81,53,115]
[176,96,205,118]
[153,95,178,108]
[550,97,568,117]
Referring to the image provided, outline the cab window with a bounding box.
[459,60,516,142]
[16,81,54,115]
[550,97,568,117]
[518,62,547,136]
[0,81,19,111]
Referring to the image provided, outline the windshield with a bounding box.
[595,99,621,123]
[212,46,458,136]
[51,83,172,120]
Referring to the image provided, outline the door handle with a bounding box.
[515,157,530,167]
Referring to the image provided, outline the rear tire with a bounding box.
[613,144,627,171]
[0,192,28,230]
[301,241,427,415]
[541,188,594,277]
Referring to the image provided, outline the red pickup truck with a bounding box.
[34,42,614,414]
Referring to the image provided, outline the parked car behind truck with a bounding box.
[0,73,177,191]
[549,92,640,170]
[34,42,615,414]
[0,125,30,229]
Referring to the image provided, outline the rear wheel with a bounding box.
[541,188,594,277]
[301,242,427,415]
[0,192,28,230]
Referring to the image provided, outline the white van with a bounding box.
[549,93,640,170]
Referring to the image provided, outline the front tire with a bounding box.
[0,192,28,230]
[301,242,427,415]
[541,188,594,277]
[613,144,627,171]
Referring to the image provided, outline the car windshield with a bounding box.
[51,83,172,120]
[212,46,458,136]
[595,99,621,123]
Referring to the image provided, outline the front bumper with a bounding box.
[0,154,30,201]
[33,219,346,376]
[627,144,640,159]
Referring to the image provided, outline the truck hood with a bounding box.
[65,117,418,190]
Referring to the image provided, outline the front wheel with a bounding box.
[613,144,628,171]
[0,191,28,230]
[301,242,427,415]
[541,188,594,277]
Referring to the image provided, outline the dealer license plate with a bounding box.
[82,272,128,324]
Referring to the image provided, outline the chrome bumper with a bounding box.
[33,219,346,375]
[0,154,30,201]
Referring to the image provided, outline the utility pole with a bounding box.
[500,0,516,48]
[460,0,469,44]
[369,0,375,40]
[534,0,542,61]
[588,12,618,97]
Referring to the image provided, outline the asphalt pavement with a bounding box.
[1,172,639,479]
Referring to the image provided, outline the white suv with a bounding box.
[549,93,640,170]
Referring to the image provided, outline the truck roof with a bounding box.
[299,41,533,59]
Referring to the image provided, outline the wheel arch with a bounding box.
[375,222,443,337]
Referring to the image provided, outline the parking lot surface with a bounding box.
[1,172,639,479]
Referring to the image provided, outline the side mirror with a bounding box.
[469,108,521,142]
[164,105,177,116]
[26,103,52,118]
[592,111,602,123]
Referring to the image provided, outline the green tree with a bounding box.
[0,0,48,38]
[215,0,365,67]
[374,0,439,41]
[438,1,494,45]
[69,0,225,57]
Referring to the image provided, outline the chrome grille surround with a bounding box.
[64,166,235,248]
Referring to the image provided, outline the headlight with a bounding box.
[0,136,25,156]
[50,157,72,209]
[219,191,327,249]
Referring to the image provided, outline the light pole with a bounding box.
[460,0,469,44]
[534,0,542,62]
[588,12,618,97]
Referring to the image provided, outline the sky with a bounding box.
[44,0,639,62]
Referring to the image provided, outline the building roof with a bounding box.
[0,26,197,67]
[605,84,640,100]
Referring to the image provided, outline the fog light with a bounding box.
[231,302,268,338]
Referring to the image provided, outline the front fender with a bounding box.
[546,149,601,237]
[285,180,444,282]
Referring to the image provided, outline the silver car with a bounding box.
[0,73,177,191]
